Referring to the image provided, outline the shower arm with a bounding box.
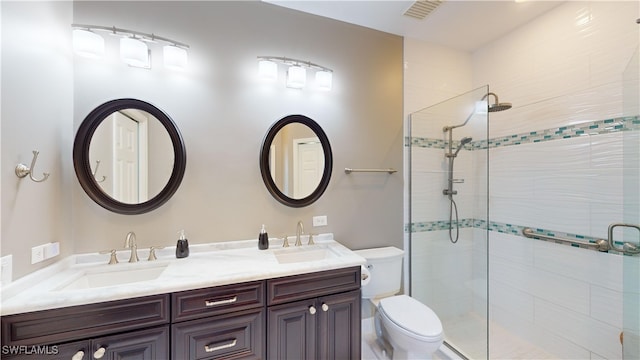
[442,92,497,132]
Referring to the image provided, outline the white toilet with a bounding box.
[354,246,444,360]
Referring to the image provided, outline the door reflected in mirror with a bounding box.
[260,114,332,208]
[89,109,174,204]
[73,98,186,215]
[269,123,324,199]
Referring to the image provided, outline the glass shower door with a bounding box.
[622,46,639,360]
[409,86,489,359]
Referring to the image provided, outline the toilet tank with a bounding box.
[353,246,404,299]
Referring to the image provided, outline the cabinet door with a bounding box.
[267,299,317,360]
[318,289,361,360]
[91,325,169,360]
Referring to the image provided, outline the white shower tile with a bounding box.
[590,284,623,328]
[489,279,534,323]
[534,298,622,360]
[491,254,591,315]
[489,232,534,266]
[591,132,624,169]
[533,240,623,291]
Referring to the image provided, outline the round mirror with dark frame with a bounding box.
[73,98,186,215]
[260,114,333,208]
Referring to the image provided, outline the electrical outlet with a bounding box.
[31,245,45,264]
[1,255,12,285]
[312,215,328,227]
[44,242,60,259]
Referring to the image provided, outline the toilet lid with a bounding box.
[379,295,443,339]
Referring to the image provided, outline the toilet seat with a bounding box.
[378,295,443,342]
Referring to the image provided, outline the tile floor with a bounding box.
[361,301,556,360]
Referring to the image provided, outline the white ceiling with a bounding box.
[265,0,564,52]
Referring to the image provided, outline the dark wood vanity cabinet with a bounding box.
[266,266,361,360]
[0,294,170,359]
[1,266,360,360]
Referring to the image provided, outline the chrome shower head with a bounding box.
[460,136,472,145]
[489,102,512,112]
[453,137,473,156]
[486,92,512,112]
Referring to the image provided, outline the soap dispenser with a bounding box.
[176,230,189,258]
[258,224,269,250]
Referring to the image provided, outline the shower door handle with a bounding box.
[608,223,640,255]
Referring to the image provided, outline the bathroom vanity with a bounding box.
[0,237,363,359]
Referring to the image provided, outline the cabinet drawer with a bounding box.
[172,308,264,360]
[267,266,361,306]
[172,281,264,322]
[1,294,170,346]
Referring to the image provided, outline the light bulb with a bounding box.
[163,45,188,70]
[258,59,278,81]
[315,70,333,91]
[286,65,306,89]
[72,29,104,58]
[120,37,149,67]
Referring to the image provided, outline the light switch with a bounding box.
[1,255,12,285]
[313,215,328,227]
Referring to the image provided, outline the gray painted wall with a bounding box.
[1,1,403,280]
[1,1,74,280]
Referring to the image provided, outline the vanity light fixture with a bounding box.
[71,24,190,70]
[163,45,188,70]
[286,65,306,89]
[257,56,333,91]
[315,70,333,91]
[72,29,104,58]
[120,36,149,68]
[258,59,278,81]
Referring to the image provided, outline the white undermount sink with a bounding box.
[274,246,338,264]
[56,264,167,291]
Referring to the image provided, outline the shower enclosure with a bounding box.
[409,59,639,358]
[409,85,491,359]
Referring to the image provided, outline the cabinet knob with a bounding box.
[309,305,317,315]
[321,303,329,312]
[93,347,106,359]
[71,350,85,360]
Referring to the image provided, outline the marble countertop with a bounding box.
[0,234,366,316]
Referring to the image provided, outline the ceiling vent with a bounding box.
[403,0,444,20]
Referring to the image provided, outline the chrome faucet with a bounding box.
[295,221,304,246]
[124,231,139,263]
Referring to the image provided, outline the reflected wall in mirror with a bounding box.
[260,114,332,207]
[74,99,186,215]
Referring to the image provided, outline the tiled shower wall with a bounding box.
[407,1,638,359]
[475,2,638,359]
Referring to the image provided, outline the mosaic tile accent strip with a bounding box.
[407,220,620,249]
[407,136,447,149]
[408,115,640,150]
[407,218,475,232]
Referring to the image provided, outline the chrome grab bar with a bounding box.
[608,223,640,255]
[522,228,610,252]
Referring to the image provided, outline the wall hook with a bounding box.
[92,160,107,183]
[15,150,50,183]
